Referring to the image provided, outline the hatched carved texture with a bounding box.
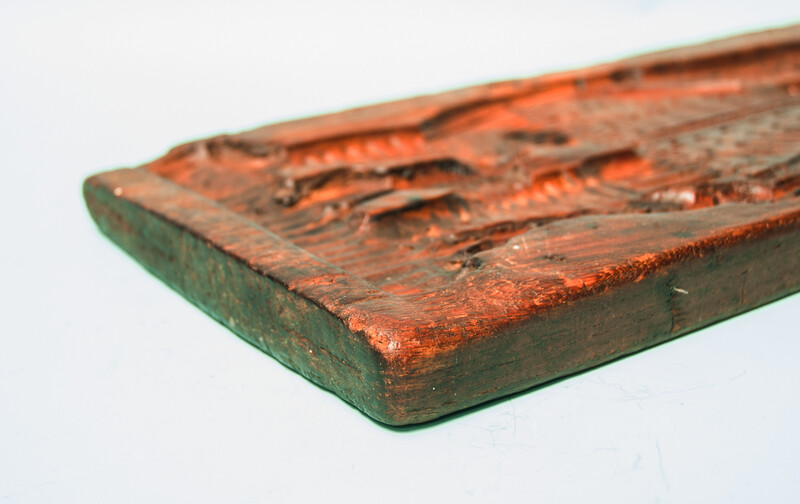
[146,29,800,301]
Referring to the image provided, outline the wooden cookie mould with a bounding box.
[85,25,800,425]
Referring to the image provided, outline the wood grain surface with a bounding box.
[85,25,800,425]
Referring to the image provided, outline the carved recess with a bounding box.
[146,31,800,298]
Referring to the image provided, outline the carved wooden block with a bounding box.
[85,25,800,425]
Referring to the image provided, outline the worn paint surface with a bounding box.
[85,25,800,425]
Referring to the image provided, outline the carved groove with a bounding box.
[145,34,800,296]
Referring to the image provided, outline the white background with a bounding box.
[2,1,800,502]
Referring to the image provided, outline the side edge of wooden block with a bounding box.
[82,167,800,425]
[380,221,800,424]
[83,171,399,424]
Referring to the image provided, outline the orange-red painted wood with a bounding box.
[85,25,800,425]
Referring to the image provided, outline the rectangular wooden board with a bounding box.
[85,25,800,425]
